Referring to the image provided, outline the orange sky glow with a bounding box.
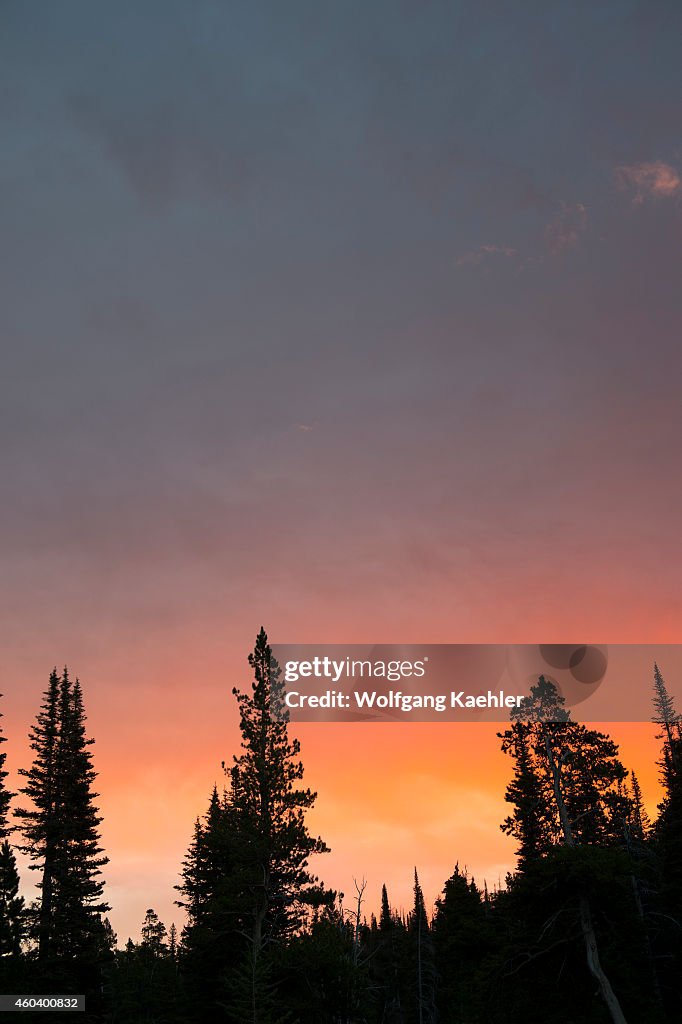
[3,0,682,950]
[3,612,678,944]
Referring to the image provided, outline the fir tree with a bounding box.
[15,669,60,959]
[433,866,494,1024]
[379,883,393,933]
[628,772,651,843]
[176,787,245,1016]
[410,870,436,1024]
[374,883,405,1023]
[177,785,234,930]
[15,669,109,960]
[168,922,178,962]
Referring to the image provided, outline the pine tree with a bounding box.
[410,870,436,1024]
[653,663,680,765]
[15,669,109,959]
[228,628,331,934]
[224,627,333,1022]
[501,677,631,852]
[177,629,333,1022]
[140,908,167,955]
[0,691,24,956]
[501,676,631,1024]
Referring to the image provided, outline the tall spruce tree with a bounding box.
[379,884,392,933]
[15,670,60,958]
[177,785,233,932]
[628,772,651,843]
[373,883,405,1023]
[409,870,436,1024]
[0,692,24,956]
[15,669,109,960]
[176,786,243,1017]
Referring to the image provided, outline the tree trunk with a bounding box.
[250,862,269,1024]
[416,909,423,1024]
[38,853,53,960]
[578,895,628,1024]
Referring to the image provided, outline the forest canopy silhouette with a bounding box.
[1,630,681,1023]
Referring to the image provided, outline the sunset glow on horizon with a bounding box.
[2,636,677,942]
[2,0,682,950]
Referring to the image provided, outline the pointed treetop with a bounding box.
[380,882,393,931]
[412,868,428,922]
[652,663,679,729]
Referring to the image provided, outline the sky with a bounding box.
[1,0,682,943]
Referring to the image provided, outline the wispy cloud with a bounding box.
[457,244,519,266]
[544,201,587,254]
[615,161,681,203]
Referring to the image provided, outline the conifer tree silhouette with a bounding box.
[178,628,332,1022]
[410,869,436,1024]
[227,628,331,943]
[15,669,109,960]
[653,663,681,770]
[650,663,682,1015]
[501,676,631,1024]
